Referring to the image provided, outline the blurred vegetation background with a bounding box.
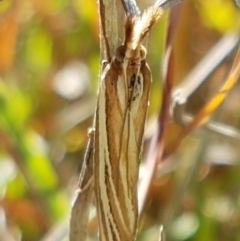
[0,0,239,240]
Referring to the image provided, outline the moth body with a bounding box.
[94,6,162,241]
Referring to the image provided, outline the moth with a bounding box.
[94,6,163,241]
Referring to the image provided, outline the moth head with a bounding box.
[115,45,147,63]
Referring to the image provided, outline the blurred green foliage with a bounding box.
[0,0,239,241]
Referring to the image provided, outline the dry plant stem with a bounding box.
[183,114,240,142]
[99,0,118,61]
[154,0,185,9]
[171,33,240,141]
[171,33,239,121]
[120,0,140,15]
[138,46,175,214]
[138,4,182,215]
[69,133,94,241]
[164,42,240,160]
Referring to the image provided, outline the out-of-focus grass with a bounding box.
[0,0,239,240]
[0,0,98,240]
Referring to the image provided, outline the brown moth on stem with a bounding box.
[94,7,162,241]
[69,1,186,241]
